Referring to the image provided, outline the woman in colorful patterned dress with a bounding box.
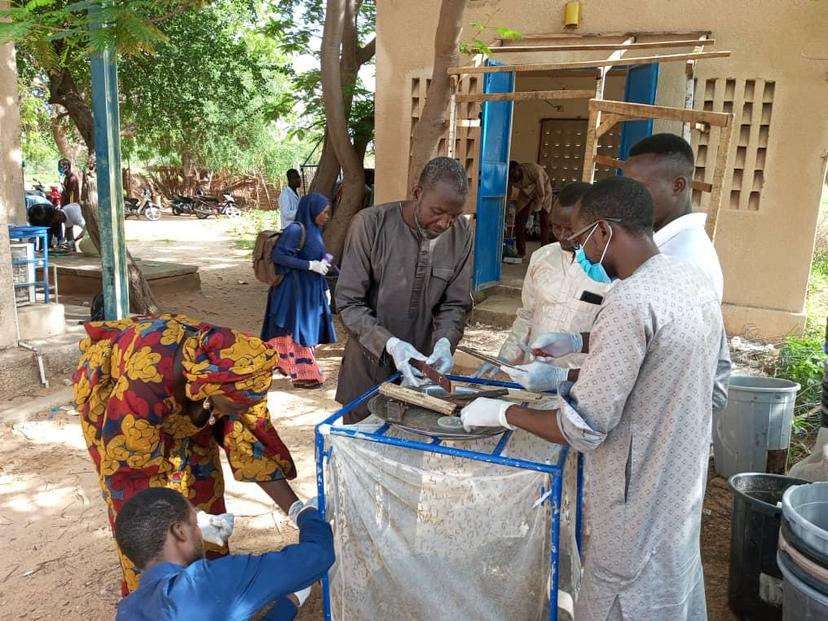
[73,313,300,595]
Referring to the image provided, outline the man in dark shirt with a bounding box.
[115,487,334,621]
[58,158,81,207]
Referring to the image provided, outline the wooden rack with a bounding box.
[444,31,733,240]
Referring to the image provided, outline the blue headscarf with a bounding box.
[293,192,330,261]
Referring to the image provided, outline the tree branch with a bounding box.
[357,36,375,65]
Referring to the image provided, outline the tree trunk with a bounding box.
[81,167,159,314]
[407,0,467,191]
[320,0,366,262]
[50,112,73,159]
[309,132,341,198]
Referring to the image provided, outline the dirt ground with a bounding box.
[0,214,736,619]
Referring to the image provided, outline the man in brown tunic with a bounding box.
[509,160,554,257]
[335,157,473,423]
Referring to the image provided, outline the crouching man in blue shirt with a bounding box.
[114,487,334,621]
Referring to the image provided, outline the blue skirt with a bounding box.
[260,269,336,348]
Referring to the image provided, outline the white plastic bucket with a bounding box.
[713,375,800,478]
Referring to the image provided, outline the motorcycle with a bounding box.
[124,188,162,221]
[191,189,241,219]
[171,194,197,216]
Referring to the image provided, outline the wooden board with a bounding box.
[378,383,457,416]
[589,98,732,127]
[594,154,714,192]
[448,51,730,76]
[456,89,594,103]
[488,38,715,53]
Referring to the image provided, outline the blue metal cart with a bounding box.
[315,374,584,621]
[8,225,51,304]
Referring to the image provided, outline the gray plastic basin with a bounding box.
[782,482,828,557]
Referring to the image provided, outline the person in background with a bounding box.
[53,202,86,247]
[26,202,61,247]
[475,181,602,377]
[624,133,724,301]
[73,313,302,595]
[59,158,81,206]
[261,193,336,389]
[279,169,302,229]
[508,160,554,258]
[115,487,333,621]
[335,156,473,423]
[460,177,730,620]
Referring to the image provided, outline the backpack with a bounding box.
[252,223,306,286]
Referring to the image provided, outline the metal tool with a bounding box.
[410,359,452,392]
[456,345,521,371]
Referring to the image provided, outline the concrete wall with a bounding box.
[375,0,828,339]
[0,30,24,349]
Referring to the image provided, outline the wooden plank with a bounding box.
[589,99,732,127]
[683,35,709,140]
[378,383,457,416]
[447,78,458,159]
[582,107,600,183]
[706,116,734,240]
[447,51,730,76]
[489,39,715,53]
[595,154,714,191]
[456,89,594,103]
[501,30,711,41]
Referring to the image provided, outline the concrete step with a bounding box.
[470,294,520,329]
[488,281,523,299]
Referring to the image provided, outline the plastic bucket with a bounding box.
[714,375,800,478]
[782,482,828,558]
[727,473,809,619]
[778,551,828,620]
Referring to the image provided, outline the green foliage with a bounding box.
[263,0,375,142]
[231,208,282,250]
[0,1,206,58]
[459,10,522,57]
[776,335,824,435]
[17,79,59,165]
[804,251,828,338]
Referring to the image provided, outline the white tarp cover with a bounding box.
[325,425,577,620]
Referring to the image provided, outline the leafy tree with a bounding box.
[264,0,375,260]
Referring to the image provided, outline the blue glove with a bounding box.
[426,337,454,374]
[502,361,568,392]
[386,337,429,387]
[530,332,583,358]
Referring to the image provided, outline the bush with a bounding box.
[775,335,824,432]
[231,209,282,250]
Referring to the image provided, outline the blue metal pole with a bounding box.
[90,5,129,319]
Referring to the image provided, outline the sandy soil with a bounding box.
[1,214,735,620]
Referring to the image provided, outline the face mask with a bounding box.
[58,166,66,175]
[574,223,614,283]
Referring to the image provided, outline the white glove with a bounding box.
[308,260,330,275]
[530,332,583,358]
[425,337,454,375]
[288,496,320,526]
[196,510,235,546]
[386,337,429,387]
[503,360,568,392]
[460,397,515,431]
[471,362,500,379]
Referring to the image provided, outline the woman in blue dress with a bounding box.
[261,192,336,388]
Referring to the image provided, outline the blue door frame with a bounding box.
[472,63,514,291]
[472,64,656,290]
[619,64,660,161]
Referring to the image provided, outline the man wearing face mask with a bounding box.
[474,181,603,377]
[58,158,81,207]
[335,157,473,423]
[460,177,731,620]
